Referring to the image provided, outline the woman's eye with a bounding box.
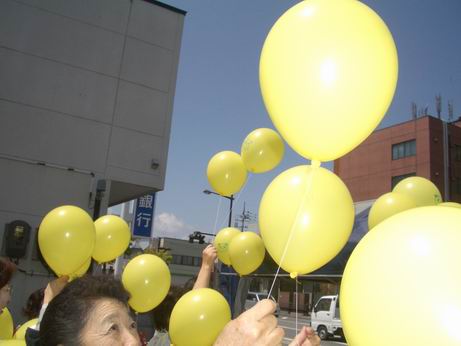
[130,321,137,330]
[109,324,119,333]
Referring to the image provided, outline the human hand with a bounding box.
[214,299,284,346]
[289,326,321,346]
[202,244,217,269]
[43,275,69,304]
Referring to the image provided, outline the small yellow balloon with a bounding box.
[439,202,461,209]
[393,176,442,207]
[14,318,38,339]
[38,206,95,275]
[69,257,91,280]
[93,215,131,263]
[169,288,231,346]
[241,128,285,173]
[214,227,241,265]
[341,206,461,346]
[260,165,354,275]
[260,0,398,161]
[122,254,171,313]
[368,192,416,229]
[228,232,265,276]
[206,151,247,197]
[0,308,13,339]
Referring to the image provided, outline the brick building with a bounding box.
[334,115,461,203]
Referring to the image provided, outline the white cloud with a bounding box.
[152,212,197,240]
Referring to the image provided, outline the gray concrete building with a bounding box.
[0,0,185,324]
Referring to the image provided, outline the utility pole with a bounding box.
[235,202,256,231]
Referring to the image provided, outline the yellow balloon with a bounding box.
[241,128,285,173]
[206,151,247,197]
[122,254,171,313]
[260,0,398,162]
[0,308,13,339]
[439,202,461,209]
[341,206,461,346]
[38,206,95,275]
[393,176,442,207]
[69,257,91,280]
[228,232,265,276]
[93,215,131,263]
[0,340,26,345]
[368,192,416,229]
[259,165,354,276]
[169,288,231,346]
[14,318,38,339]
[214,227,240,265]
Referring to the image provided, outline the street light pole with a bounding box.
[203,190,234,228]
[228,195,233,227]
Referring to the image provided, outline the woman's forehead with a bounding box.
[89,298,129,319]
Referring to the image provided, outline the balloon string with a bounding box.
[268,166,316,298]
[295,278,298,335]
[217,173,253,232]
[212,198,222,234]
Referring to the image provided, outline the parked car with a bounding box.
[311,295,344,341]
[245,291,280,316]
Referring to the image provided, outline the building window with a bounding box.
[455,145,461,162]
[193,257,202,267]
[391,173,416,189]
[181,256,193,266]
[171,255,203,267]
[392,140,416,160]
[171,255,182,265]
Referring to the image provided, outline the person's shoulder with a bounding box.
[25,327,41,346]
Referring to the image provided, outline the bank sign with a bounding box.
[133,193,156,237]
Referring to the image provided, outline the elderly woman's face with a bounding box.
[0,284,12,311]
[80,298,141,346]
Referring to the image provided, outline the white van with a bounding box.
[310,295,344,340]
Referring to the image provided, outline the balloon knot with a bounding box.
[311,160,321,168]
[290,272,298,279]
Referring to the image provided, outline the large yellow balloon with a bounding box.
[69,257,91,280]
[241,128,285,173]
[259,165,354,276]
[214,227,240,265]
[122,254,171,313]
[0,308,13,339]
[38,205,95,276]
[14,318,38,339]
[439,201,461,209]
[228,232,265,276]
[368,192,416,229]
[341,206,461,346]
[169,288,231,346]
[0,340,25,345]
[93,215,131,263]
[393,176,442,207]
[260,0,398,162]
[206,151,247,197]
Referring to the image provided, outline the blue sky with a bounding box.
[151,0,461,239]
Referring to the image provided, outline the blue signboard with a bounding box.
[133,193,156,237]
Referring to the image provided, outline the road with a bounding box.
[278,314,347,346]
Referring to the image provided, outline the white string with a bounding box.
[268,165,317,298]
[212,198,222,234]
[295,278,298,335]
[217,173,253,231]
